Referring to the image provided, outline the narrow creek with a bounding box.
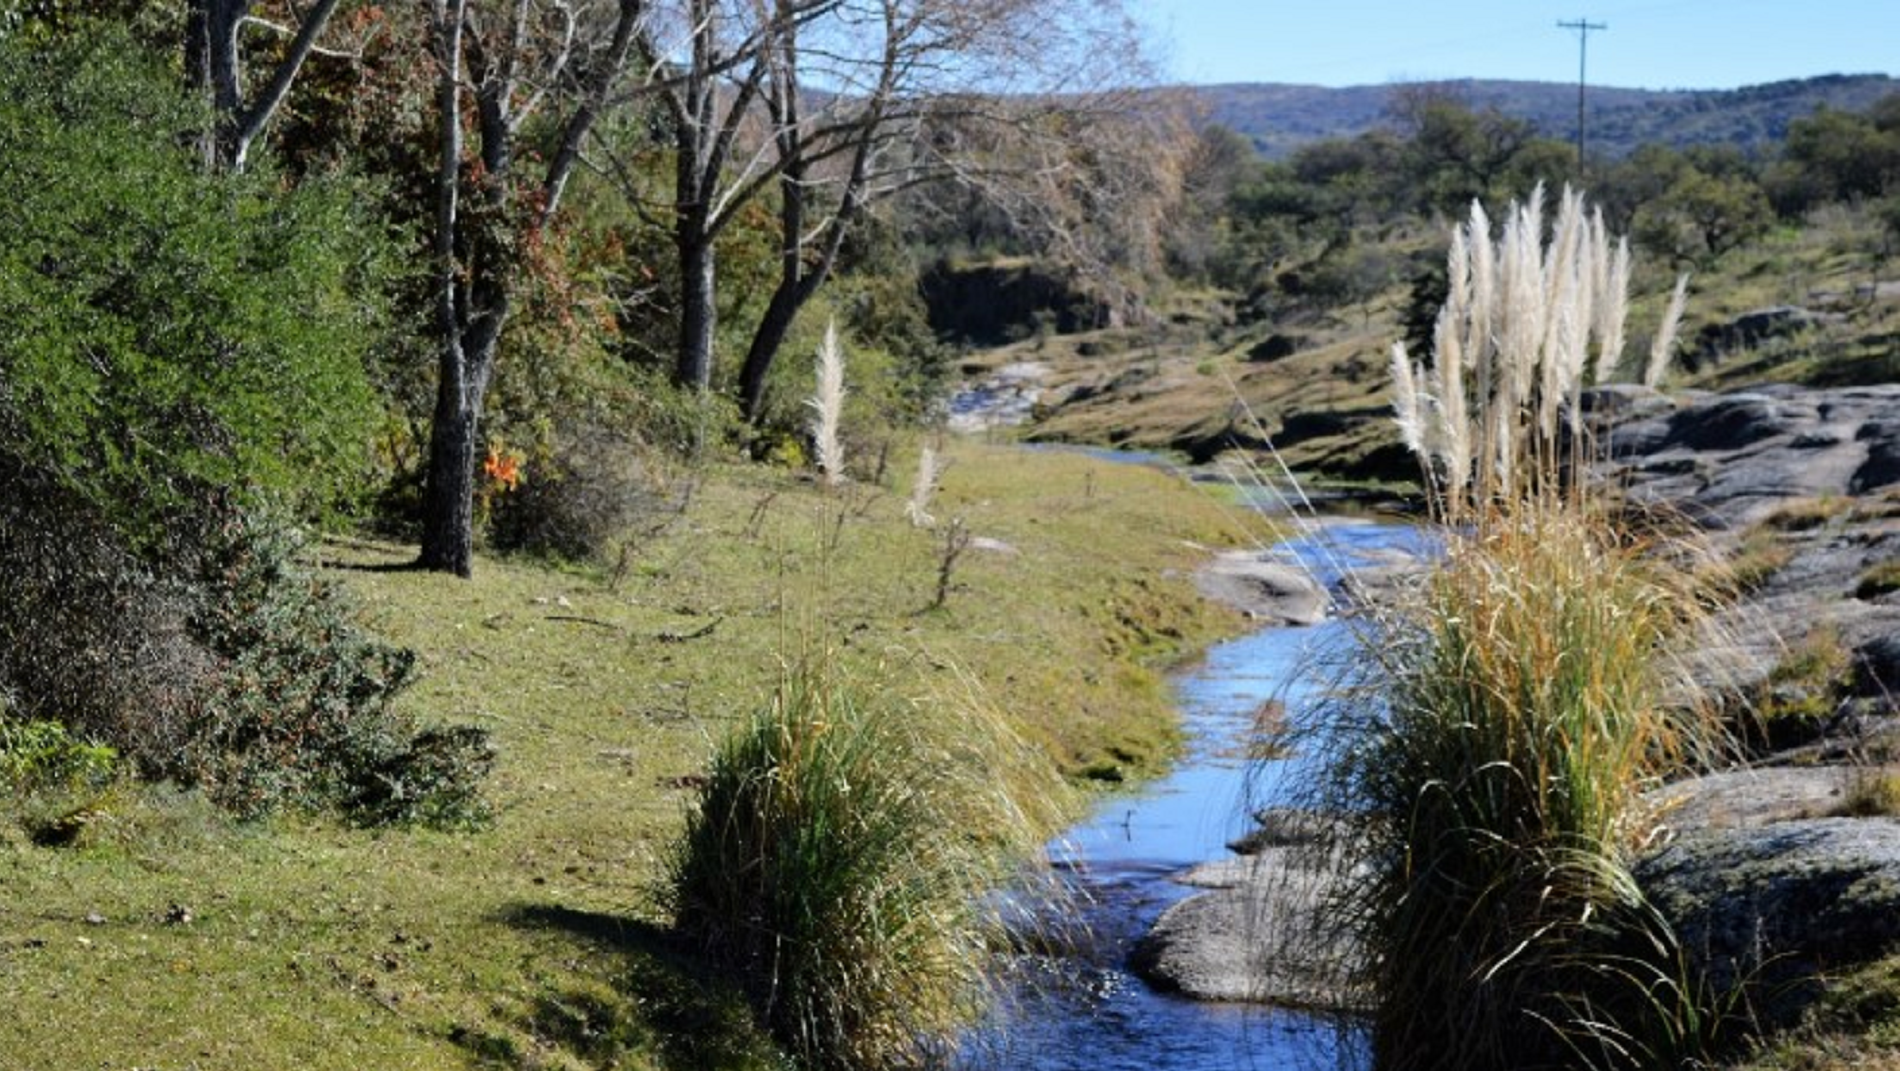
[959,521,1429,1071]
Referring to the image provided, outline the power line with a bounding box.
[1559,18,1609,172]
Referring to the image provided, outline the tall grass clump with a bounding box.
[1323,185,1738,1070]
[666,655,1070,1070]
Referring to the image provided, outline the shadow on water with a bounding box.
[958,522,1432,1071]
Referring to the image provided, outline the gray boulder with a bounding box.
[1194,551,1330,626]
[1128,847,1363,1009]
[1638,818,1900,1025]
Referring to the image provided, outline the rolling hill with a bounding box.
[1193,73,1899,158]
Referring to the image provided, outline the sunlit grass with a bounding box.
[0,442,1243,1069]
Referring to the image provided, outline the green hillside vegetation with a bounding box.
[1197,74,1900,160]
[992,84,1900,487]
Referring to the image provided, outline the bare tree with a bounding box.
[184,0,351,170]
[737,0,1168,420]
[418,0,646,576]
[617,0,837,393]
[603,0,1156,419]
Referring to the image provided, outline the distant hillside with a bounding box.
[1195,74,1900,158]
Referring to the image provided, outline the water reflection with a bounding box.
[957,524,1428,1071]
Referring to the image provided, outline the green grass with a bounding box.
[0,442,1245,1070]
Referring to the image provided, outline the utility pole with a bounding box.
[1559,18,1607,175]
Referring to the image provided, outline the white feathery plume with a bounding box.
[1594,232,1631,384]
[1577,205,1604,361]
[1543,185,1586,318]
[905,445,941,528]
[808,318,848,486]
[1434,228,1471,500]
[1390,341,1427,459]
[1646,274,1692,389]
[1465,201,1499,497]
[1545,263,1588,442]
[1465,200,1497,382]
[1499,196,1546,436]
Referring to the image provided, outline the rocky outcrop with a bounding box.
[1595,384,1900,1027]
[1193,552,1330,626]
[1598,383,1900,530]
[1595,383,1900,716]
[1638,819,1900,1025]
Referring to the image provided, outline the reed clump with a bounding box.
[665,655,1069,1071]
[1329,185,1738,1070]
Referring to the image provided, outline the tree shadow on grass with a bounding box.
[451,902,785,1071]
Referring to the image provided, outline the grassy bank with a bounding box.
[0,442,1246,1070]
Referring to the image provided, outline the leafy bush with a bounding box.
[487,421,683,564]
[0,719,117,792]
[0,450,490,827]
[187,513,493,824]
[0,29,393,540]
[666,657,1068,1070]
[0,30,482,826]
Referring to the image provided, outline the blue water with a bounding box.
[959,522,1429,1071]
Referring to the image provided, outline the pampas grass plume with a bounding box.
[809,318,847,485]
[1646,274,1692,389]
[906,445,941,528]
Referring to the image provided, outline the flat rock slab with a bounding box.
[1648,766,1852,831]
[1638,817,1900,1025]
[1194,552,1330,626]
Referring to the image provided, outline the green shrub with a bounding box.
[0,718,117,792]
[0,30,481,826]
[0,475,490,826]
[187,512,493,824]
[0,29,395,541]
[666,657,1068,1070]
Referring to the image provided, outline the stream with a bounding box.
[958,521,1430,1071]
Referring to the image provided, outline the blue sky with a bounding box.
[1137,0,1900,90]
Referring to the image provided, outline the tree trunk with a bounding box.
[419,0,475,577]
[418,380,478,577]
[738,147,866,425]
[737,278,801,423]
[185,0,246,167]
[675,229,718,392]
